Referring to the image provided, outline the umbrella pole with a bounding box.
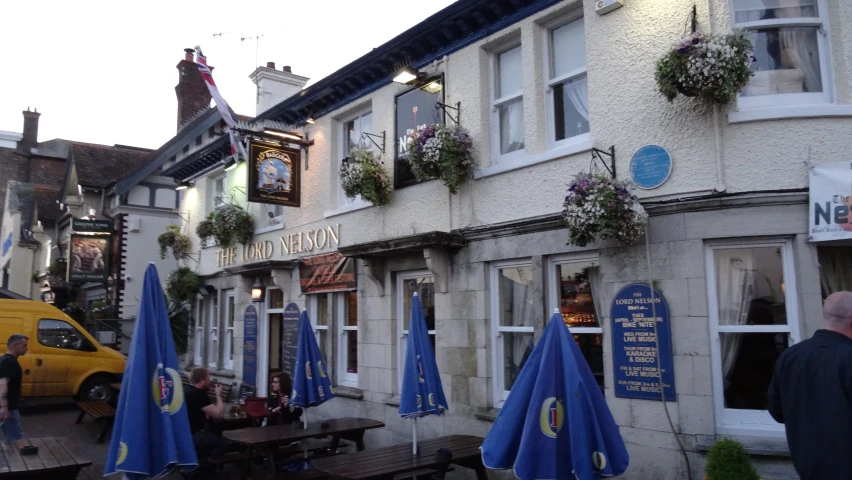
[304,410,308,459]
[412,418,418,455]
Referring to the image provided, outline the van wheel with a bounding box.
[80,377,114,403]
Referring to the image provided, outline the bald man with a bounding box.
[769,292,852,480]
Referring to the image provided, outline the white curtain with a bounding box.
[716,250,755,389]
[564,75,590,123]
[587,266,604,324]
[818,247,852,297]
[502,269,534,381]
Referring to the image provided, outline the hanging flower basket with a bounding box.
[196,204,255,248]
[166,266,202,305]
[406,124,474,194]
[655,31,755,106]
[339,147,393,206]
[158,225,192,260]
[562,172,647,247]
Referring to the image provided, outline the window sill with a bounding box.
[333,385,364,400]
[324,201,372,219]
[255,221,286,235]
[728,104,852,124]
[475,408,500,423]
[212,369,235,379]
[474,138,593,180]
[697,434,790,458]
[384,395,401,407]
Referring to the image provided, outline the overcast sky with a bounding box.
[0,0,455,150]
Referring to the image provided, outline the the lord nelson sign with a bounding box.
[216,223,341,267]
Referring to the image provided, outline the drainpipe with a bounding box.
[707,0,726,192]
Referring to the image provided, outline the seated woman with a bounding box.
[267,373,303,426]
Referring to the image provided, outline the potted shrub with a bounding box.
[166,266,202,305]
[48,258,67,278]
[406,124,474,194]
[704,438,760,480]
[195,204,255,248]
[91,300,111,320]
[562,172,647,247]
[339,147,393,206]
[656,31,755,105]
[158,225,192,260]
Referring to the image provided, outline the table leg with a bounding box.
[454,458,488,480]
[75,410,86,424]
[240,445,253,480]
[266,445,277,476]
[97,418,113,444]
[353,431,366,451]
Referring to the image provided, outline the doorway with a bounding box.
[266,288,285,396]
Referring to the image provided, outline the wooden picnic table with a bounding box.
[223,417,385,480]
[0,436,92,479]
[311,434,487,480]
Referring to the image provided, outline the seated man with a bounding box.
[185,367,230,478]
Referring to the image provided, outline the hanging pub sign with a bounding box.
[247,140,301,207]
[72,218,112,233]
[68,234,110,282]
[298,251,356,294]
[809,161,852,242]
[395,75,445,185]
[610,283,676,401]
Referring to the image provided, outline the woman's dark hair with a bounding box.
[271,372,292,392]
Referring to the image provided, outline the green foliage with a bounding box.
[195,204,255,248]
[48,258,67,277]
[158,225,192,260]
[705,439,760,480]
[339,147,393,206]
[165,266,202,305]
[167,299,190,355]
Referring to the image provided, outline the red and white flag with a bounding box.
[195,45,246,159]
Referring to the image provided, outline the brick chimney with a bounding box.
[175,48,212,132]
[249,63,309,116]
[18,108,40,154]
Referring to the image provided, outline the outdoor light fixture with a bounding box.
[175,181,193,191]
[264,129,302,141]
[223,158,238,172]
[306,117,315,124]
[393,66,420,84]
[251,278,266,303]
[423,80,443,93]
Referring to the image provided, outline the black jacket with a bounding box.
[769,329,852,480]
[267,391,303,426]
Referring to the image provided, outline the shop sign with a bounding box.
[72,218,112,233]
[242,305,258,386]
[611,283,676,401]
[68,234,110,282]
[395,75,444,184]
[247,140,301,207]
[299,252,356,294]
[281,303,301,380]
[809,161,852,242]
[216,224,340,267]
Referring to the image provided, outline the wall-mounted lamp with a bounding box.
[223,158,239,172]
[175,181,193,191]
[264,129,302,141]
[251,278,266,303]
[306,117,315,124]
[393,66,424,85]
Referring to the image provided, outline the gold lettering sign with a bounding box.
[217,224,341,267]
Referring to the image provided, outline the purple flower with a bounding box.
[692,38,700,45]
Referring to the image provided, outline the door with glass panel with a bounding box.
[397,272,436,391]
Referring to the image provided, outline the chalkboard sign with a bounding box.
[611,283,676,401]
[281,303,301,379]
[242,305,259,386]
[629,145,672,190]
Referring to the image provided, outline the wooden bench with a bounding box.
[74,400,115,444]
[271,466,329,479]
[209,440,339,467]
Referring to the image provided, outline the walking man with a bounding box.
[769,291,852,479]
[0,334,29,441]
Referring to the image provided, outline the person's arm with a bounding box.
[768,355,784,423]
[201,384,225,420]
[0,377,8,422]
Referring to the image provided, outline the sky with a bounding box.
[0,0,456,150]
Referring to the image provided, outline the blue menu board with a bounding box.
[611,283,676,401]
[242,305,258,386]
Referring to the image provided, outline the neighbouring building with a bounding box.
[159,0,850,478]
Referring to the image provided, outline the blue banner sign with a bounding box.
[611,283,676,401]
[242,305,258,386]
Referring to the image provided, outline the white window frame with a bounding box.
[396,270,436,393]
[490,42,526,165]
[308,293,331,361]
[224,291,235,370]
[211,174,226,209]
[207,291,219,368]
[705,238,801,437]
[490,259,535,407]
[193,297,203,365]
[338,109,373,208]
[547,254,600,334]
[337,292,358,387]
[543,15,591,150]
[732,0,833,109]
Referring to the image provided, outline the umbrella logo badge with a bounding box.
[151,366,184,415]
[538,397,564,438]
[318,386,325,399]
[416,395,422,408]
[116,442,128,465]
[417,356,425,383]
[318,361,327,378]
[428,393,436,406]
[592,451,608,471]
[306,362,313,380]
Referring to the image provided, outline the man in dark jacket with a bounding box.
[769,291,852,480]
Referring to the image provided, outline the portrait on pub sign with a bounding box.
[247,140,301,207]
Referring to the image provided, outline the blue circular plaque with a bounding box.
[629,145,672,189]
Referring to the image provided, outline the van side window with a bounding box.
[38,319,90,351]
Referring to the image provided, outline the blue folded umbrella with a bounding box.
[105,263,197,479]
[481,311,629,480]
[399,293,447,453]
[290,310,335,411]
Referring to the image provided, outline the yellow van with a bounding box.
[0,299,126,402]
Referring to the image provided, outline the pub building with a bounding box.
[157,0,852,478]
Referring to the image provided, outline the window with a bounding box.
[491,261,535,404]
[397,272,436,391]
[706,240,801,434]
[309,293,331,361]
[548,257,603,391]
[546,18,590,144]
[195,136,202,146]
[38,319,92,351]
[207,293,219,368]
[212,176,225,209]
[194,298,203,365]
[338,291,358,387]
[208,126,217,139]
[492,45,525,161]
[224,292,235,370]
[734,0,831,108]
[339,111,373,206]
